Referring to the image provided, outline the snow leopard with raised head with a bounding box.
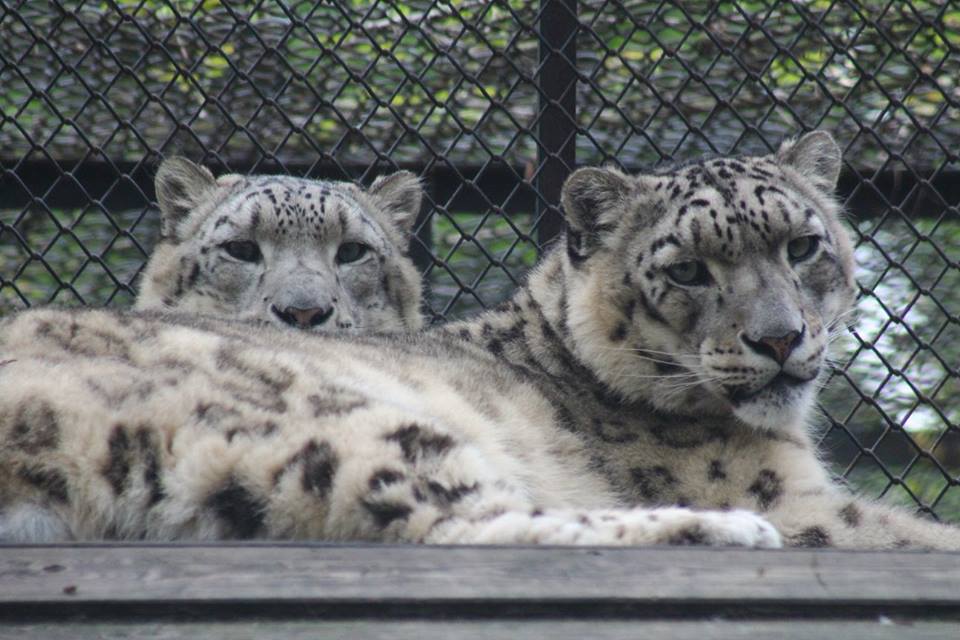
[443,130,960,549]
[136,158,424,332]
[1,132,956,549]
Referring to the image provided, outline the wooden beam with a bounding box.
[0,620,955,640]
[1,544,959,622]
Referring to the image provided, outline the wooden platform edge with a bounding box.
[1,544,959,621]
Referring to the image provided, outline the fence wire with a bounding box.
[1,0,958,520]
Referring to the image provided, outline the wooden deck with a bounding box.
[1,544,959,638]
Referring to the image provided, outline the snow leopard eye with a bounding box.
[787,235,820,262]
[336,242,369,264]
[665,260,711,286]
[221,240,262,263]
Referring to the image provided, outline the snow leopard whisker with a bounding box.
[616,352,704,369]
[596,346,702,360]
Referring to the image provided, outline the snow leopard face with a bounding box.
[560,132,856,431]
[136,159,424,332]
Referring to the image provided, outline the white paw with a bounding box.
[689,509,782,548]
[0,503,72,542]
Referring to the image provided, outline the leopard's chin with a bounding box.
[727,374,818,431]
[726,372,814,406]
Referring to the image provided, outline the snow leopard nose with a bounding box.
[271,304,334,329]
[742,329,803,365]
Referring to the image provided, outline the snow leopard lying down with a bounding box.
[136,158,424,332]
[2,132,957,549]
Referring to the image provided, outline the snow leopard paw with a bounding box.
[658,507,782,548]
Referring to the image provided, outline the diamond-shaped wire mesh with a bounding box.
[1,1,958,520]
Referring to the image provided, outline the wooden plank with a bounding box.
[1,544,959,620]
[0,620,953,640]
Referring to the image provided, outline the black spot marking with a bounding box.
[748,469,783,510]
[566,229,587,266]
[650,423,728,449]
[18,467,69,503]
[103,425,131,494]
[363,500,413,528]
[668,524,707,546]
[194,402,241,425]
[136,428,165,506]
[754,185,768,205]
[689,218,703,247]
[306,388,367,416]
[101,424,165,505]
[216,348,293,413]
[385,424,454,462]
[839,502,862,527]
[630,466,676,501]
[165,177,189,203]
[225,421,278,443]
[791,526,831,548]
[637,289,668,324]
[708,460,727,481]
[299,441,338,496]
[652,358,685,375]
[426,481,478,505]
[609,322,628,342]
[206,478,266,539]
[369,469,405,490]
[275,440,338,498]
[186,262,201,288]
[10,400,60,454]
[649,234,681,254]
[593,418,639,443]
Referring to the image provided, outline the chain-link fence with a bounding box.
[2,1,958,520]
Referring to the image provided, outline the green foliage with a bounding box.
[3,2,956,165]
[0,208,149,312]
[428,210,539,317]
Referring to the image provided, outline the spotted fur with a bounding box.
[443,131,960,549]
[0,310,776,547]
[2,132,955,549]
[136,158,424,332]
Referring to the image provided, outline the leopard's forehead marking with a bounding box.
[647,157,820,263]
[211,176,373,241]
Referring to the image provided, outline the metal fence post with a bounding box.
[536,0,578,249]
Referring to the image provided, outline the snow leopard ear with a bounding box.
[367,171,423,236]
[777,130,842,191]
[155,157,218,241]
[561,167,632,263]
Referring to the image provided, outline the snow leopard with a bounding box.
[0,131,955,549]
[136,158,424,332]
[441,130,960,549]
[0,309,776,546]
